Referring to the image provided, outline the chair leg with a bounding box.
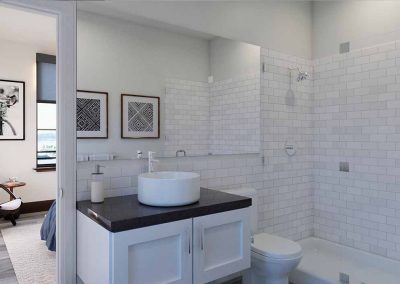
[9,215,16,226]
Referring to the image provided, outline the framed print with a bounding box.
[0,79,25,140]
[77,90,108,139]
[121,94,160,139]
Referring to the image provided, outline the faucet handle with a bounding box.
[94,164,105,174]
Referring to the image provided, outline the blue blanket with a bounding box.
[40,201,56,251]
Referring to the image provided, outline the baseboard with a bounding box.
[21,199,55,214]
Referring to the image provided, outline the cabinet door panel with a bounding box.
[112,219,192,284]
[77,212,111,284]
[203,221,242,269]
[193,208,250,284]
[128,235,182,283]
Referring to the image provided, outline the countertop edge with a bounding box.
[108,198,251,232]
[77,189,252,233]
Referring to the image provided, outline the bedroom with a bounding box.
[0,5,57,284]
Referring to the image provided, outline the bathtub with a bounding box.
[289,237,400,284]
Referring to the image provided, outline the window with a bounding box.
[36,53,56,170]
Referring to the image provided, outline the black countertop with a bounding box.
[77,188,251,233]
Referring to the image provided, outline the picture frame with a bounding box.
[121,94,160,139]
[76,90,108,139]
[0,79,25,141]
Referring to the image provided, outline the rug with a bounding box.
[1,223,56,284]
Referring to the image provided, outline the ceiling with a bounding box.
[76,1,313,58]
[0,5,56,53]
[77,1,216,40]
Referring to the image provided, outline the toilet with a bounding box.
[222,188,302,284]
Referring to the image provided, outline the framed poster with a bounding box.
[121,94,160,139]
[0,79,25,140]
[77,90,108,138]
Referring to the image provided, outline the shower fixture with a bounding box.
[297,70,309,81]
[286,67,308,106]
[289,67,309,82]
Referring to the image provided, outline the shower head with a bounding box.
[297,70,309,82]
[289,67,309,82]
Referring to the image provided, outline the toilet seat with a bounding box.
[251,233,302,260]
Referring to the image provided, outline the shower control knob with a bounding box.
[285,141,296,156]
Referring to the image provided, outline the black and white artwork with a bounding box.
[0,79,25,140]
[77,90,108,138]
[128,102,153,132]
[121,94,159,139]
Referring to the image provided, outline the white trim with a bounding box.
[0,1,77,283]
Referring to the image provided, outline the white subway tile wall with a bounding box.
[260,48,314,240]
[165,79,210,157]
[314,40,400,260]
[165,74,261,156]
[209,74,261,155]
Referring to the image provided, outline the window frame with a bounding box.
[36,53,56,170]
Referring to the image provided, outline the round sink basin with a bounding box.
[138,171,200,207]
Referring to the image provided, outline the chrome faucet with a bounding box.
[148,151,159,173]
[176,149,186,157]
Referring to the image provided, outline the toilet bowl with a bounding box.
[221,188,303,284]
[250,233,302,284]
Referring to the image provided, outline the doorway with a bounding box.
[0,1,76,283]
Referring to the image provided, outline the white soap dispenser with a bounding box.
[91,164,105,203]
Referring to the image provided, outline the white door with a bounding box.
[112,219,193,284]
[193,208,251,284]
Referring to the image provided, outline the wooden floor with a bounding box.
[0,213,46,284]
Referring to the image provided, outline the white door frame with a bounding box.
[0,0,77,283]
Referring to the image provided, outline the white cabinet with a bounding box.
[193,208,251,284]
[78,213,192,284]
[113,219,193,284]
[77,207,250,284]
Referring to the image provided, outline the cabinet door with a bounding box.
[193,208,251,284]
[112,219,193,284]
[77,212,111,284]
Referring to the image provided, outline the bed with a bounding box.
[40,201,56,251]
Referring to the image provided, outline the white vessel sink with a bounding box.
[138,171,200,207]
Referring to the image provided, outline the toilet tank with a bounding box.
[220,188,258,234]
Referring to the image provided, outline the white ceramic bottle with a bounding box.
[91,164,105,203]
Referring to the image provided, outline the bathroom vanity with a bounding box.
[77,188,251,284]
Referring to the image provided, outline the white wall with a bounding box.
[313,41,400,261]
[78,1,313,59]
[313,1,400,58]
[77,11,210,158]
[0,41,56,202]
[209,37,260,82]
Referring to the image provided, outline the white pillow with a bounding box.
[1,199,22,211]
